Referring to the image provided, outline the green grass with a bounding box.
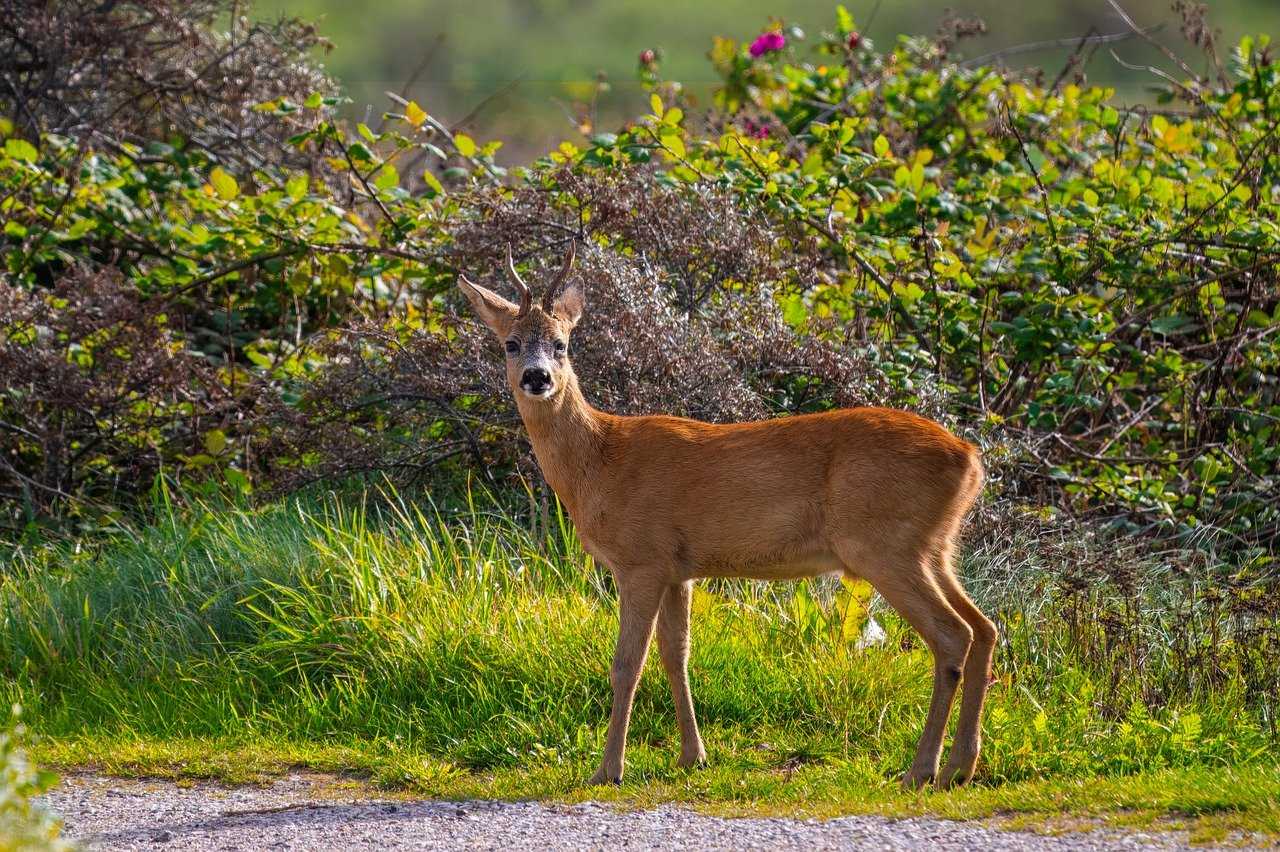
[30,736,1280,842]
[3,485,1277,838]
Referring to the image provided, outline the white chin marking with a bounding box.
[521,386,553,398]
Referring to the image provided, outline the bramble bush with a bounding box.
[0,707,65,852]
[1,2,1277,717]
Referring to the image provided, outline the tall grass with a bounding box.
[0,485,1274,788]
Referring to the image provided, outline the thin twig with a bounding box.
[961,24,1162,68]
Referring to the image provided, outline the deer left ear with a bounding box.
[457,275,517,337]
[551,282,584,327]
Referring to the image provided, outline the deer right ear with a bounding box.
[457,275,517,337]
[551,282,585,328]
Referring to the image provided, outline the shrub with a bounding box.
[0,271,253,534]
[0,0,1275,575]
[263,170,913,492]
[0,707,66,852]
[0,0,334,172]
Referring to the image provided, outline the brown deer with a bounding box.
[458,242,996,789]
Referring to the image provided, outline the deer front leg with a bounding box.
[657,581,706,769]
[588,576,663,785]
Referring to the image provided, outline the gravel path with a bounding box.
[39,772,1245,851]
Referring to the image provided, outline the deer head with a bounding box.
[457,241,584,401]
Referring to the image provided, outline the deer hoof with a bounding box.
[676,748,707,770]
[588,768,622,786]
[938,762,973,789]
[901,768,935,790]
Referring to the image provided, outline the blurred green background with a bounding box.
[254,0,1280,160]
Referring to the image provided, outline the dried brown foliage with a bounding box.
[0,0,334,171]
[0,271,248,527]
[262,169,921,492]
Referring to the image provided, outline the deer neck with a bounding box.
[515,368,609,513]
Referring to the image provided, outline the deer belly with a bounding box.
[693,549,844,581]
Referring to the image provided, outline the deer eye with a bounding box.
[505,340,520,354]
[553,340,567,354]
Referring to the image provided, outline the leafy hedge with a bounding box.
[1,5,1277,574]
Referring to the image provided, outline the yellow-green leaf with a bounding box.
[405,100,428,127]
[209,167,239,200]
[910,162,925,192]
[422,170,445,196]
[454,133,477,157]
[5,138,38,163]
[286,173,308,201]
[374,164,399,191]
[204,429,227,455]
[873,134,890,158]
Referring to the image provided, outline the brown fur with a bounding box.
[459,261,996,789]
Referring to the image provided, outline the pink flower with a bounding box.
[742,117,771,139]
[847,31,862,49]
[748,31,786,57]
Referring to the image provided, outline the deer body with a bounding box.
[459,245,997,790]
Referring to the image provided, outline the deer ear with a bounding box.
[551,282,585,327]
[458,275,517,337]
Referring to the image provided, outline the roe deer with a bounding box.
[458,242,996,789]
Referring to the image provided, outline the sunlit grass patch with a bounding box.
[5,487,1278,836]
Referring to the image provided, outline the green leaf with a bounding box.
[204,429,227,455]
[346,142,374,162]
[422,170,445,196]
[1150,314,1190,335]
[873,134,890,158]
[224,467,252,495]
[373,164,399,191]
[4,137,38,163]
[454,133,477,157]
[304,92,324,109]
[910,161,925,192]
[662,132,685,159]
[836,4,854,35]
[286,173,309,201]
[209,166,239,200]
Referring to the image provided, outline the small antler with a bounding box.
[541,239,577,312]
[505,244,532,317]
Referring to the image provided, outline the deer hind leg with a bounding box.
[837,541,973,790]
[589,573,664,786]
[933,544,997,788]
[656,581,706,769]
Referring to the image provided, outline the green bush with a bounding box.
[2,5,1275,568]
[0,707,65,852]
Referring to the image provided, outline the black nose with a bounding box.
[521,367,551,393]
